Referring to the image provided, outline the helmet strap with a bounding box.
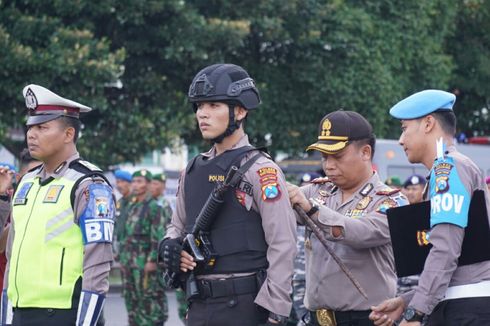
[211,104,243,144]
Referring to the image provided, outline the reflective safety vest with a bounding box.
[8,167,85,308]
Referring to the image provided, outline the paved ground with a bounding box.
[104,289,184,326]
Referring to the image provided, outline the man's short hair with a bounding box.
[352,135,376,160]
[58,116,81,143]
[431,110,456,136]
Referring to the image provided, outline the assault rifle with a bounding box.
[164,165,242,299]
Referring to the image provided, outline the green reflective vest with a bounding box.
[8,168,84,308]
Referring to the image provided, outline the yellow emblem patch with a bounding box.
[321,119,332,137]
[43,185,64,203]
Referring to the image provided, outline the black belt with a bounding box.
[197,275,259,299]
[309,309,371,325]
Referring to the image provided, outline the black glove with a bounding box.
[158,237,183,275]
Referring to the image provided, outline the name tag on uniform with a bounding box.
[14,182,34,205]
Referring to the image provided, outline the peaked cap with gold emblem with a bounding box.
[23,84,92,126]
[306,110,373,154]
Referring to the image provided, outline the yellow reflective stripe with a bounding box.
[45,219,75,242]
[46,208,72,229]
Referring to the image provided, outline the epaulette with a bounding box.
[376,187,400,196]
[74,160,102,172]
[311,177,331,184]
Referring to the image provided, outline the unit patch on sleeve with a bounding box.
[43,185,64,203]
[376,198,397,214]
[14,182,34,205]
[79,183,115,245]
[257,167,281,201]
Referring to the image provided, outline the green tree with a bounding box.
[448,0,490,138]
[0,0,124,164]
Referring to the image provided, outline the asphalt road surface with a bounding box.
[104,289,184,326]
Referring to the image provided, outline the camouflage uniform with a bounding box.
[156,195,188,320]
[114,195,132,255]
[120,195,168,326]
[292,225,307,325]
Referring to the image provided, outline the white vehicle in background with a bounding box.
[278,139,490,184]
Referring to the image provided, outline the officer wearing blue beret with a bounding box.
[0,85,115,326]
[370,90,490,326]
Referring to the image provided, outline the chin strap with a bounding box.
[211,104,243,144]
[76,290,105,326]
[0,289,13,326]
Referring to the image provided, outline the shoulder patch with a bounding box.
[257,166,281,202]
[376,187,400,196]
[376,198,398,214]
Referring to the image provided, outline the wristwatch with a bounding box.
[403,307,424,322]
[268,312,288,324]
[306,198,320,217]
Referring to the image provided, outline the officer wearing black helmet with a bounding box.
[160,64,297,325]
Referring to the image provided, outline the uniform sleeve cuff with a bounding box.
[317,206,346,239]
[409,292,437,315]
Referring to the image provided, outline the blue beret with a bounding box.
[0,162,17,173]
[389,89,456,119]
[114,170,132,182]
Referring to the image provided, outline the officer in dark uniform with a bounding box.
[370,90,490,325]
[0,85,115,326]
[160,64,297,325]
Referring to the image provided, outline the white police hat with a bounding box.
[23,84,92,126]
[389,89,456,120]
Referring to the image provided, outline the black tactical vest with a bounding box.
[184,146,269,274]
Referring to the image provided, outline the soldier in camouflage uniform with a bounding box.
[120,169,168,326]
[114,169,133,257]
[150,173,173,226]
[150,173,188,320]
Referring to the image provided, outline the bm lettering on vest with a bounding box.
[208,174,225,183]
[431,193,464,214]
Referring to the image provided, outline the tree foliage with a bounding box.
[0,0,487,167]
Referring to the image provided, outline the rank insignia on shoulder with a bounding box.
[376,187,400,196]
[14,182,34,205]
[311,177,330,184]
[77,160,102,172]
[376,198,397,214]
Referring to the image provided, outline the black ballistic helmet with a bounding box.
[188,64,261,110]
[188,64,261,143]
